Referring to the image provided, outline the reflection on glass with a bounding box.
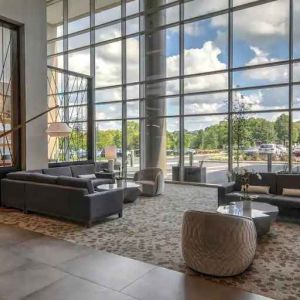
[47,39,63,55]
[95,0,121,25]
[47,0,63,40]
[127,120,140,177]
[146,80,179,97]
[68,0,90,34]
[68,32,90,50]
[126,0,139,16]
[47,55,64,69]
[96,87,122,103]
[68,49,90,75]
[184,0,228,20]
[95,41,122,87]
[184,15,228,74]
[233,0,289,67]
[95,23,121,43]
[148,5,179,29]
[145,97,179,117]
[184,93,228,115]
[233,65,289,88]
[127,37,139,83]
[95,103,122,120]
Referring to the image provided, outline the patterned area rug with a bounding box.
[0,184,299,300]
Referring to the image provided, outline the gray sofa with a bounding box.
[218,172,300,219]
[1,163,123,226]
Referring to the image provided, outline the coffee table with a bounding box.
[96,181,141,203]
[217,201,279,236]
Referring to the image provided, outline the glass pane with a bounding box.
[95,23,121,43]
[95,103,122,120]
[184,0,228,20]
[126,0,139,16]
[127,101,139,118]
[294,62,300,82]
[95,87,122,103]
[47,39,63,55]
[68,32,90,50]
[184,73,228,93]
[68,0,90,34]
[68,49,90,75]
[293,85,300,108]
[232,87,289,111]
[184,115,228,184]
[233,0,260,6]
[148,5,179,29]
[127,85,139,100]
[292,111,300,172]
[146,79,179,97]
[184,92,228,115]
[67,105,87,122]
[294,0,300,58]
[95,0,121,25]
[233,65,289,88]
[47,0,63,40]
[47,54,64,69]
[95,121,122,167]
[233,112,289,173]
[184,15,228,75]
[233,0,289,68]
[127,120,140,177]
[145,26,179,80]
[95,41,122,87]
[127,37,139,83]
[145,97,179,116]
[126,17,139,35]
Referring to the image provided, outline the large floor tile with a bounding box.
[9,236,91,266]
[0,224,42,247]
[0,261,66,300]
[122,267,271,300]
[0,248,29,275]
[59,250,155,291]
[24,275,136,300]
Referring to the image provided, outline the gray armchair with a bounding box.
[182,210,257,276]
[134,168,164,196]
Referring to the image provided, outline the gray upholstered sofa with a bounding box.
[218,173,300,219]
[1,163,123,226]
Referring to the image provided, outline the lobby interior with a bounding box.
[0,0,299,299]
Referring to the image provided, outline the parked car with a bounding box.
[258,144,280,155]
[276,144,288,155]
[185,148,196,155]
[244,147,259,156]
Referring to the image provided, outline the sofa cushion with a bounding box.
[43,166,72,177]
[56,176,94,194]
[234,172,277,194]
[276,174,300,195]
[242,185,270,194]
[78,174,96,179]
[6,172,57,184]
[282,188,300,197]
[70,164,95,177]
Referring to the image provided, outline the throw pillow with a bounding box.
[78,174,96,179]
[241,185,270,194]
[282,188,300,197]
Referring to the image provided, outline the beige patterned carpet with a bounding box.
[0,184,300,300]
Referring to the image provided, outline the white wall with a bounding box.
[0,0,48,170]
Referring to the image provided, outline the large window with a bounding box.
[47,0,300,183]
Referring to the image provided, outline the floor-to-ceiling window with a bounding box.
[47,0,300,183]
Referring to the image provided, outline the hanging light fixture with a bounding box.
[46,122,72,137]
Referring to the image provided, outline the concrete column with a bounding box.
[144,0,167,172]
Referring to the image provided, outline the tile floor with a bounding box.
[0,224,271,300]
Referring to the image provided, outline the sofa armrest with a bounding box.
[217,182,235,206]
[85,189,123,221]
[95,172,115,180]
